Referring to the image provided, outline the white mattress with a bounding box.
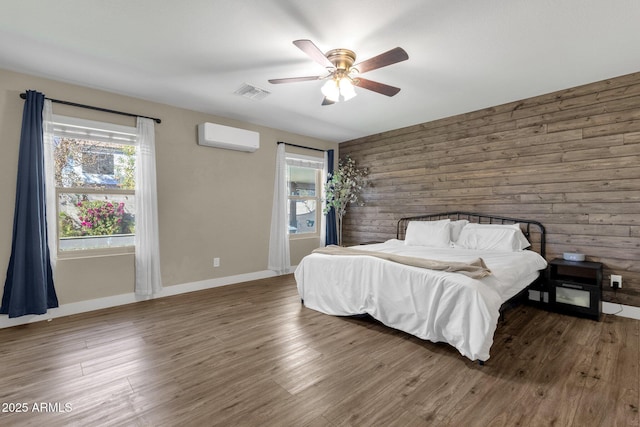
[294,239,548,362]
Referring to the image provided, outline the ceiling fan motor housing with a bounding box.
[325,48,357,71]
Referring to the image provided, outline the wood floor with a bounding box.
[0,275,638,426]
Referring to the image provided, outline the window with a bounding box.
[286,154,324,238]
[50,115,137,253]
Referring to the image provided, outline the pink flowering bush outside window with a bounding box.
[77,200,128,235]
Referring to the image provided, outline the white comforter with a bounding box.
[294,239,548,361]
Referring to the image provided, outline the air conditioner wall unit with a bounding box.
[197,122,259,152]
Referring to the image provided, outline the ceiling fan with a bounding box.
[268,39,409,105]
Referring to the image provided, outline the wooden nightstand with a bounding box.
[548,258,603,321]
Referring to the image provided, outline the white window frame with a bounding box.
[286,153,324,240]
[50,115,137,258]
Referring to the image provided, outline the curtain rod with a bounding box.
[277,141,325,152]
[19,92,162,124]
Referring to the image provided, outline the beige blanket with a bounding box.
[312,245,492,279]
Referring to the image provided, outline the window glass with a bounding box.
[288,165,316,197]
[54,138,135,190]
[286,155,323,237]
[58,192,135,251]
[51,116,137,253]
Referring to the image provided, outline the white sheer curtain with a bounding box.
[268,143,291,274]
[42,100,57,271]
[135,117,162,296]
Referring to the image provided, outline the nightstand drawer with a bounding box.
[551,280,601,319]
[555,284,590,308]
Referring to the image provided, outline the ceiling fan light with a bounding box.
[321,79,340,102]
[339,78,357,101]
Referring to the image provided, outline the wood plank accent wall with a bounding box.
[340,71,640,307]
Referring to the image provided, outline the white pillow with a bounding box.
[454,223,531,251]
[404,219,451,247]
[449,220,469,242]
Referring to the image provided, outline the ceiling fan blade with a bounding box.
[355,78,401,97]
[293,39,334,68]
[321,97,335,106]
[354,47,409,74]
[268,76,322,84]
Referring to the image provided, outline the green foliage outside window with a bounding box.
[115,145,136,190]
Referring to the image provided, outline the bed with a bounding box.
[294,212,548,363]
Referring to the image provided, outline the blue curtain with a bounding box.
[325,149,338,246]
[1,90,58,318]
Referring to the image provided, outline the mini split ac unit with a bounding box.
[197,122,259,152]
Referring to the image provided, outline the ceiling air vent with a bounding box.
[234,83,271,101]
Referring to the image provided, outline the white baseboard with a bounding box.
[0,268,293,330]
[603,301,640,320]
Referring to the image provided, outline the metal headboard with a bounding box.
[396,211,546,258]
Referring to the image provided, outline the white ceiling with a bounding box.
[1,1,639,143]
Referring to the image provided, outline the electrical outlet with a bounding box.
[611,274,622,289]
[213,257,220,268]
